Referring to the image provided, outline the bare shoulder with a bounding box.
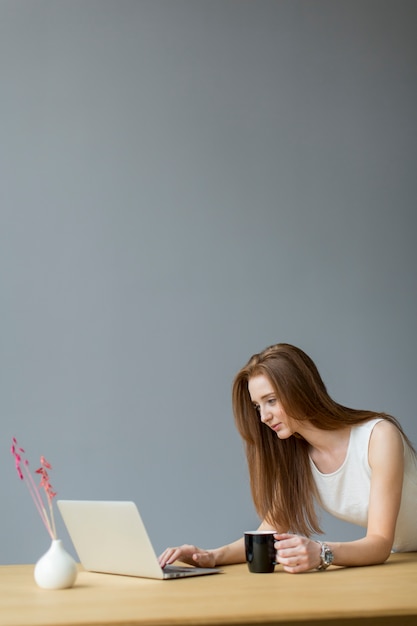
[371,418,403,440]
[369,419,404,466]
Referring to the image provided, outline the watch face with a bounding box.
[323,547,334,565]
[317,543,334,570]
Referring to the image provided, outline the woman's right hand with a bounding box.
[159,544,216,569]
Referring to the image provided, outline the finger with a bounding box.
[275,533,294,540]
[275,535,301,550]
[192,553,204,566]
[275,542,297,557]
[158,552,171,567]
[276,549,298,563]
[158,548,173,564]
[162,548,182,567]
[166,549,184,565]
[282,562,302,574]
[193,551,214,568]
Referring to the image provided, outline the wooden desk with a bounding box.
[1,552,417,626]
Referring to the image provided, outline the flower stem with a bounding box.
[22,462,55,540]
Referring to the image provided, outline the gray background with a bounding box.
[1,0,416,565]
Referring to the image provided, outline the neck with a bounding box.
[295,423,350,455]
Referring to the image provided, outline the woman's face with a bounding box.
[248,374,297,439]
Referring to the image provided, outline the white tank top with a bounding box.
[310,418,417,552]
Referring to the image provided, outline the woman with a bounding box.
[159,343,417,573]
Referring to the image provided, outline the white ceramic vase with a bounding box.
[34,539,78,589]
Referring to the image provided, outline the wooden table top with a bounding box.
[1,552,417,626]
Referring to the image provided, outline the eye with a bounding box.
[253,404,260,415]
[267,397,276,406]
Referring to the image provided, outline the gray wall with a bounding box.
[1,0,416,564]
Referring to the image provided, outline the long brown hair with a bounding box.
[232,343,414,537]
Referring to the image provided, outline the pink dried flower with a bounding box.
[11,437,57,540]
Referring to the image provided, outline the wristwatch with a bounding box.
[316,542,334,570]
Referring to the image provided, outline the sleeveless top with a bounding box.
[310,418,417,552]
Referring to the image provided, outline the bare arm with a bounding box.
[211,519,280,565]
[327,420,404,566]
[158,538,245,569]
[159,520,278,568]
[275,420,405,572]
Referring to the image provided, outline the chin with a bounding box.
[276,430,292,440]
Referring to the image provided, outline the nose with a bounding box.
[259,406,272,424]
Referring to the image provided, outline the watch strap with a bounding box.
[316,541,334,570]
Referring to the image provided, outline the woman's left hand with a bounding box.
[274,533,321,573]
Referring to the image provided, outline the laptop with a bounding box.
[57,500,222,580]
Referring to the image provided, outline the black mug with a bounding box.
[244,531,277,573]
